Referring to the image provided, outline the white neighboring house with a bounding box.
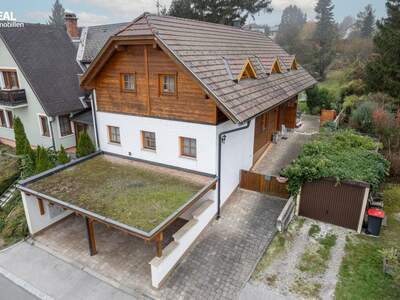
[0,22,87,151]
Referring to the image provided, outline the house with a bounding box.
[0,22,88,151]
[17,14,316,288]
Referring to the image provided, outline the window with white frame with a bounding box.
[59,114,72,137]
[39,115,50,137]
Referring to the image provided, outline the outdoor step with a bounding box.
[173,218,198,242]
[192,200,214,220]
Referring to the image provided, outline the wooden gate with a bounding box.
[299,179,369,231]
[240,170,289,199]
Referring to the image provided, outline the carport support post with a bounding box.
[155,232,163,257]
[85,217,97,256]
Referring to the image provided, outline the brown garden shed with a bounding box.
[297,178,370,232]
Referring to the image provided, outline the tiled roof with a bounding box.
[84,14,315,123]
[0,23,85,116]
[81,22,130,63]
[116,14,317,123]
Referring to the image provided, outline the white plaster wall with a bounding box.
[96,111,218,175]
[216,120,255,204]
[21,192,72,235]
[150,198,216,288]
[0,38,76,150]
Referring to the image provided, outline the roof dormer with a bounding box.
[290,57,298,71]
[270,57,283,74]
[237,59,257,81]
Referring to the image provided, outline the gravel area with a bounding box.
[241,218,349,300]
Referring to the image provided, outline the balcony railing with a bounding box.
[0,89,27,107]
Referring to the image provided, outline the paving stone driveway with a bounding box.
[160,189,286,300]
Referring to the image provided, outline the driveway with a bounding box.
[253,115,319,176]
[160,190,286,299]
[0,190,284,300]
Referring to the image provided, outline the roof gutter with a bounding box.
[217,120,251,219]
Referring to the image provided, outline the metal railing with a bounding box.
[0,89,27,106]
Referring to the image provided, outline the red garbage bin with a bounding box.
[367,208,385,236]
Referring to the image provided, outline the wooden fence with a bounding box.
[240,170,290,199]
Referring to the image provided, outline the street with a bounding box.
[0,274,38,300]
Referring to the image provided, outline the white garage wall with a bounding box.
[216,120,255,204]
[21,192,72,235]
[96,112,218,175]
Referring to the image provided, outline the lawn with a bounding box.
[318,69,346,100]
[28,155,206,232]
[335,184,400,299]
[0,144,19,195]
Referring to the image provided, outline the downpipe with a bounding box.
[217,120,251,219]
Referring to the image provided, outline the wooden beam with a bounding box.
[85,217,97,256]
[144,45,151,115]
[155,232,163,257]
[37,198,45,215]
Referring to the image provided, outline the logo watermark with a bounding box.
[0,11,24,28]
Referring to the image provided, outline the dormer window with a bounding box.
[270,58,283,74]
[238,59,257,81]
[290,58,298,71]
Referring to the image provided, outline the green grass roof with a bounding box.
[28,155,208,232]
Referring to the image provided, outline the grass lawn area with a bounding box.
[0,144,19,195]
[28,155,206,232]
[335,184,400,299]
[319,69,346,100]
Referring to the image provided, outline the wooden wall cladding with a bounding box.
[95,44,218,124]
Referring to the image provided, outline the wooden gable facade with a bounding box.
[91,42,223,125]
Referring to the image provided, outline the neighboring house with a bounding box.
[0,23,86,151]
[80,13,316,204]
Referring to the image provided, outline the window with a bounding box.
[0,110,6,127]
[120,73,136,92]
[2,71,19,89]
[108,126,120,144]
[39,115,50,137]
[180,137,196,158]
[142,131,156,150]
[160,74,176,95]
[59,114,72,136]
[6,110,13,128]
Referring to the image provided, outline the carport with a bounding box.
[17,152,217,288]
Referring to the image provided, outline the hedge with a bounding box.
[282,130,390,195]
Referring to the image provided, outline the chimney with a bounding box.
[64,12,79,39]
[232,19,241,28]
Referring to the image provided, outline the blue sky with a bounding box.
[3,0,387,27]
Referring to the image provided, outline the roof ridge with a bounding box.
[87,22,130,29]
